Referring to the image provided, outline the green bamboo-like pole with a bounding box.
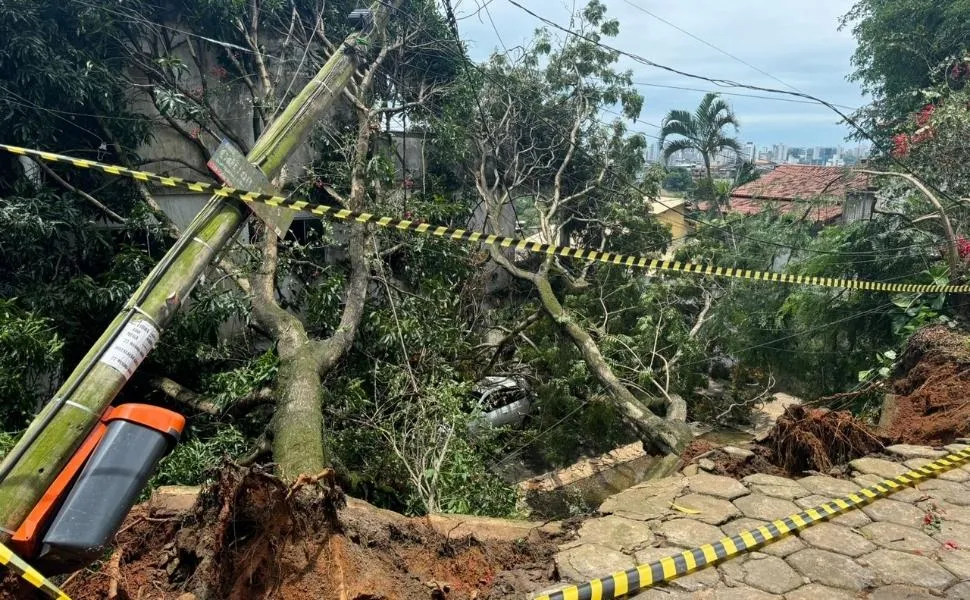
[0,0,402,537]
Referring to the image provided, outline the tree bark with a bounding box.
[531,276,692,454]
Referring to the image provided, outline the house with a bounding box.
[650,197,691,257]
[724,165,873,225]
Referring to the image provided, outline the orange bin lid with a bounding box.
[10,403,185,557]
[105,404,185,440]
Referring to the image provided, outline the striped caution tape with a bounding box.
[4,143,969,295]
[0,541,71,599]
[535,447,970,600]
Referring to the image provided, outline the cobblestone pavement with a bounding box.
[546,442,970,599]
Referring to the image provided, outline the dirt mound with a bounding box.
[882,326,970,445]
[35,465,558,600]
[765,404,883,474]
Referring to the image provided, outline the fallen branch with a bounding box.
[151,376,273,415]
[33,159,127,224]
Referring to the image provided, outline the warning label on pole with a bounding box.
[99,319,160,380]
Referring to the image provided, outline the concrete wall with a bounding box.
[516,442,675,518]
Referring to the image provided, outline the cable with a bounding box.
[490,298,899,468]
[632,81,860,111]
[620,0,804,95]
[504,0,969,214]
[430,2,966,262]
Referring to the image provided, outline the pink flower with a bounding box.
[891,133,910,158]
[915,104,936,127]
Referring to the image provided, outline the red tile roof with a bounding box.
[731,165,869,202]
[728,198,843,223]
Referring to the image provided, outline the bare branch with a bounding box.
[33,160,126,224]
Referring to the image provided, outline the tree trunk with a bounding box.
[272,342,327,479]
[533,276,692,454]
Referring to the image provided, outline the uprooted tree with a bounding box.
[110,0,462,478]
[465,1,693,455]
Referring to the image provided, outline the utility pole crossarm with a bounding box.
[0,0,404,537]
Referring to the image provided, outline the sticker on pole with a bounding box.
[99,319,160,380]
[207,140,294,238]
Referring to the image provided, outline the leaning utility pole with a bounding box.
[0,0,402,536]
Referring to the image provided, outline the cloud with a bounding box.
[456,0,869,147]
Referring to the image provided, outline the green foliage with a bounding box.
[150,423,249,487]
[659,93,741,203]
[0,300,62,428]
[841,0,970,141]
[663,168,694,193]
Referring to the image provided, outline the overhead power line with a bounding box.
[620,0,804,94]
[504,0,967,213]
[633,81,860,111]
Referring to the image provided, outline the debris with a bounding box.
[881,327,970,445]
[764,405,883,474]
[722,446,755,460]
[699,458,716,472]
[671,503,702,515]
[55,463,561,600]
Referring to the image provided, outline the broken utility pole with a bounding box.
[0,0,403,537]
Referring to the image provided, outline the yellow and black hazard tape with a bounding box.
[4,143,969,295]
[535,446,970,600]
[0,541,71,599]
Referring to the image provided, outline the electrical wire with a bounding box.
[619,0,805,95]
[504,0,968,213]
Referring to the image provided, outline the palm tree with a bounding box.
[659,93,741,205]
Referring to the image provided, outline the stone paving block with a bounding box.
[945,581,970,599]
[742,473,805,488]
[850,457,910,479]
[716,554,747,585]
[905,458,970,483]
[935,547,970,580]
[598,476,687,520]
[740,554,802,594]
[861,498,926,528]
[734,493,800,522]
[668,567,721,592]
[749,483,812,501]
[858,521,940,553]
[797,475,861,498]
[885,444,948,460]
[627,587,693,599]
[797,522,875,557]
[860,548,955,590]
[719,517,806,557]
[944,443,968,453]
[918,478,970,506]
[673,493,741,525]
[784,583,857,600]
[633,546,679,565]
[714,586,776,600]
[931,519,970,549]
[785,548,873,590]
[554,543,636,582]
[722,446,754,459]
[869,584,945,600]
[657,519,724,548]
[794,494,873,528]
[565,515,656,553]
[852,473,924,502]
[686,473,751,500]
[633,547,720,592]
[924,500,970,525]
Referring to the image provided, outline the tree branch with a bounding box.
[34,160,126,224]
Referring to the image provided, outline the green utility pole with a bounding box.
[0,0,402,537]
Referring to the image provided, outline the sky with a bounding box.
[453,0,870,150]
